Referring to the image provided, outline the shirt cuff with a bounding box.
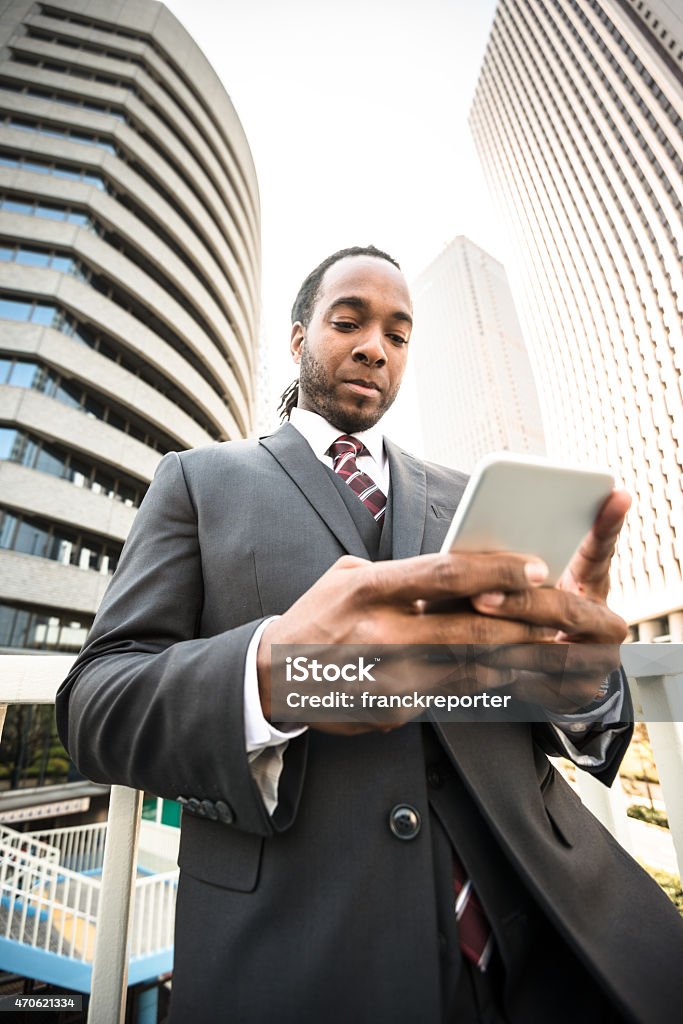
[546,670,628,767]
[244,616,308,754]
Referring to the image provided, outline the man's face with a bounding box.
[291,256,413,433]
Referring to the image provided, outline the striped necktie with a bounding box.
[453,854,494,972]
[328,435,387,525]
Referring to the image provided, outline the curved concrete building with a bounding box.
[0,0,260,651]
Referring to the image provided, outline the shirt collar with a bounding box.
[289,407,387,468]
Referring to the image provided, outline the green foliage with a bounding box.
[639,863,683,916]
[627,804,669,829]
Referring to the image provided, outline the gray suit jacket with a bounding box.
[57,424,683,1024]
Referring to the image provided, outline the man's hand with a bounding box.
[256,540,627,731]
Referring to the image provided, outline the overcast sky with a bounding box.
[164,0,503,431]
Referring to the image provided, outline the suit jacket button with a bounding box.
[187,798,202,815]
[389,804,421,840]
[201,799,218,821]
[215,800,234,824]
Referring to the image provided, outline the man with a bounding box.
[57,246,683,1023]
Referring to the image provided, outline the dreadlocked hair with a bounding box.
[277,379,299,422]
[279,244,401,421]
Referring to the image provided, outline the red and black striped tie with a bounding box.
[328,435,387,525]
[453,853,493,971]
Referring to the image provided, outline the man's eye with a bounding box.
[333,321,357,331]
[388,334,408,345]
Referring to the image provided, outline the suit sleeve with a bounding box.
[55,451,306,838]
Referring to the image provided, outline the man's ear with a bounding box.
[291,322,305,364]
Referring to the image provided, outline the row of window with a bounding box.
[2,76,252,273]
[0,166,245,357]
[5,52,254,335]
[0,149,105,187]
[550,0,682,218]
[0,242,86,279]
[36,4,257,225]
[588,0,683,124]
[0,355,176,453]
[84,267,229,407]
[11,50,134,90]
[572,4,683,178]
[0,506,122,574]
[0,601,91,651]
[0,192,94,226]
[497,3,679,360]
[2,81,126,121]
[2,114,117,155]
[0,295,64,326]
[534,1,682,294]
[506,0,680,319]
[4,223,232,407]
[28,27,145,67]
[0,287,225,441]
[481,18,679,403]
[40,5,139,42]
[0,426,145,506]
[3,70,255,288]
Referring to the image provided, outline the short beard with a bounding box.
[298,343,399,433]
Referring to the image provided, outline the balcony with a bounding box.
[0,818,177,992]
[1,649,682,1022]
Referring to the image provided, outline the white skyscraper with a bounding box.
[470,0,683,633]
[412,235,545,474]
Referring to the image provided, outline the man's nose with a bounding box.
[352,328,387,365]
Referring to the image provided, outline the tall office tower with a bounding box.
[470,0,683,632]
[0,0,261,653]
[412,235,545,474]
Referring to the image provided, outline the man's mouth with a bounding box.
[344,380,382,396]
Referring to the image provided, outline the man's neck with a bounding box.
[289,407,387,470]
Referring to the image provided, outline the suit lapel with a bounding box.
[432,719,549,856]
[384,439,427,559]
[260,423,371,559]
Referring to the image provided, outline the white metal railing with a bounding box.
[1,650,682,1023]
[0,839,100,961]
[0,826,177,967]
[129,871,177,959]
[24,822,108,875]
[0,822,61,865]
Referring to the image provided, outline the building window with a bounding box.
[3,116,117,157]
[0,601,91,651]
[0,426,145,506]
[0,355,175,452]
[0,150,106,189]
[0,194,95,228]
[0,243,86,279]
[0,507,121,574]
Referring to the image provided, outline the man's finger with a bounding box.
[563,489,631,591]
[471,586,628,642]
[348,551,549,604]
